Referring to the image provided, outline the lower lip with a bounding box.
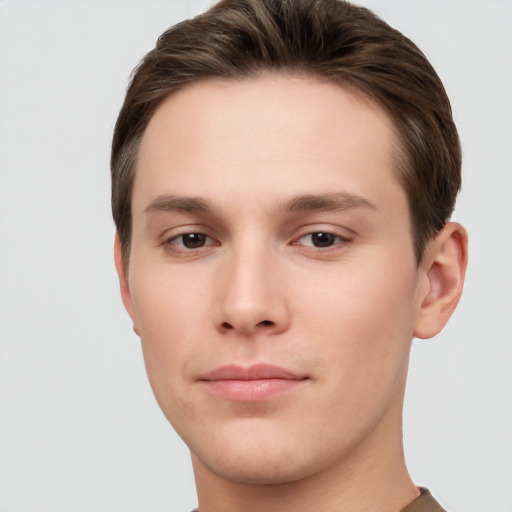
[202,378,307,401]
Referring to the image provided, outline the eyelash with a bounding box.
[163,230,352,254]
[293,232,352,249]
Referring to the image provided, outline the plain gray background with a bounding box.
[0,1,510,511]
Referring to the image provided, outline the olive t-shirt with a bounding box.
[401,488,446,512]
[191,487,446,512]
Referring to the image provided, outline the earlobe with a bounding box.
[414,222,468,339]
[114,233,140,336]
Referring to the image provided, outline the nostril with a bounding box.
[219,319,274,332]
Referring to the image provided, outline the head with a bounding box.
[111,0,467,497]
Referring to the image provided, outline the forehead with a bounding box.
[135,73,404,215]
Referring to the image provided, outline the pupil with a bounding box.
[183,233,205,248]
[312,232,335,247]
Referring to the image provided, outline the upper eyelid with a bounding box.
[166,231,217,244]
[159,224,215,240]
[291,224,356,238]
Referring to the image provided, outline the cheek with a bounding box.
[131,262,208,338]
[130,271,206,411]
[298,257,418,394]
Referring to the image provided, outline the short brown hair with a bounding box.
[111,0,461,265]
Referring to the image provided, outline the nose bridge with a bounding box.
[215,233,288,335]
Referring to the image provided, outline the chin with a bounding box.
[182,416,312,482]
[188,423,347,487]
[197,450,317,486]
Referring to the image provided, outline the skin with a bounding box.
[115,74,467,512]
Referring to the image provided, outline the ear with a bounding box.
[414,222,468,339]
[114,233,140,336]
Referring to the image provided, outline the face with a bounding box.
[119,74,429,486]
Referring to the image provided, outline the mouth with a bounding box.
[198,363,309,401]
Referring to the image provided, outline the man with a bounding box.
[111,1,468,511]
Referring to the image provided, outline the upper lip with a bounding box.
[199,363,307,381]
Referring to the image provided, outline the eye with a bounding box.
[166,232,217,251]
[296,231,350,248]
[178,233,208,249]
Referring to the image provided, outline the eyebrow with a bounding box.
[283,193,377,213]
[144,192,377,215]
[145,195,213,214]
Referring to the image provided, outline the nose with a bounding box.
[213,244,290,336]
